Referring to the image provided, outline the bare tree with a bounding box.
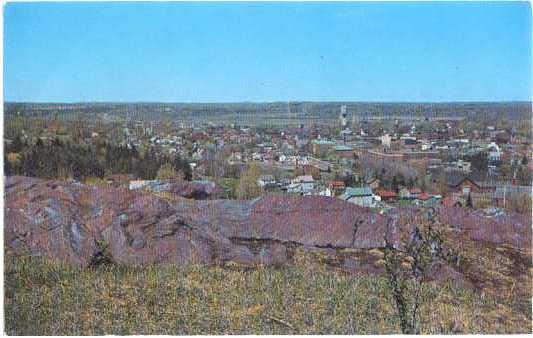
[383,209,442,334]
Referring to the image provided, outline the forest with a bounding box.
[4,135,192,181]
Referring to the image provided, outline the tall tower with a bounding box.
[340,105,347,128]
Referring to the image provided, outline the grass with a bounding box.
[4,253,530,335]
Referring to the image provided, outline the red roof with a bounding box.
[330,181,345,188]
[441,196,456,207]
[417,192,431,201]
[376,189,397,198]
[409,188,422,194]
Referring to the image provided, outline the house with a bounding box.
[329,180,346,195]
[339,187,377,208]
[441,195,463,208]
[412,192,434,206]
[419,194,441,207]
[416,192,432,202]
[444,172,497,195]
[456,177,497,194]
[409,188,422,198]
[286,175,315,194]
[257,175,277,189]
[399,187,413,200]
[366,177,380,190]
[375,189,397,202]
[317,187,333,197]
[129,180,154,190]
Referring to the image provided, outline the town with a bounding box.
[4,102,531,216]
[4,1,532,334]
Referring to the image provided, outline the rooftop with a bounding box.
[342,187,373,197]
[334,145,353,152]
[312,139,336,145]
[375,189,397,198]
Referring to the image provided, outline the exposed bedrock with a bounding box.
[5,176,531,292]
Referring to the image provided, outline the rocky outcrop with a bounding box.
[5,176,402,267]
[4,176,531,294]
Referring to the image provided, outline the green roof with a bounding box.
[341,187,373,198]
[334,145,353,151]
[312,139,336,145]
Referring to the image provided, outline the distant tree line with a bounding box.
[4,135,192,181]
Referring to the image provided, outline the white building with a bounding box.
[129,180,154,190]
[287,175,315,194]
[257,175,276,189]
[381,133,392,148]
[488,142,501,162]
[340,105,348,128]
[317,187,333,197]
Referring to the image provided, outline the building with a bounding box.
[317,187,333,197]
[286,175,315,194]
[381,133,392,148]
[447,175,498,195]
[409,188,422,198]
[414,193,441,207]
[366,177,380,190]
[257,175,277,189]
[129,180,153,190]
[307,157,332,172]
[398,187,413,200]
[312,139,336,157]
[375,189,397,202]
[329,180,346,195]
[339,187,377,208]
[340,105,348,128]
[488,142,502,162]
[334,145,355,159]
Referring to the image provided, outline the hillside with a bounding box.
[4,176,532,334]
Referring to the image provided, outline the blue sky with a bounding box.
[4,2,532,102]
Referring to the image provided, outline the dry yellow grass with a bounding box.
[4,254,531,335]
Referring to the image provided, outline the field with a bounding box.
[5,253,529,335]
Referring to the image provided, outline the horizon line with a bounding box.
[5,100,532,105]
